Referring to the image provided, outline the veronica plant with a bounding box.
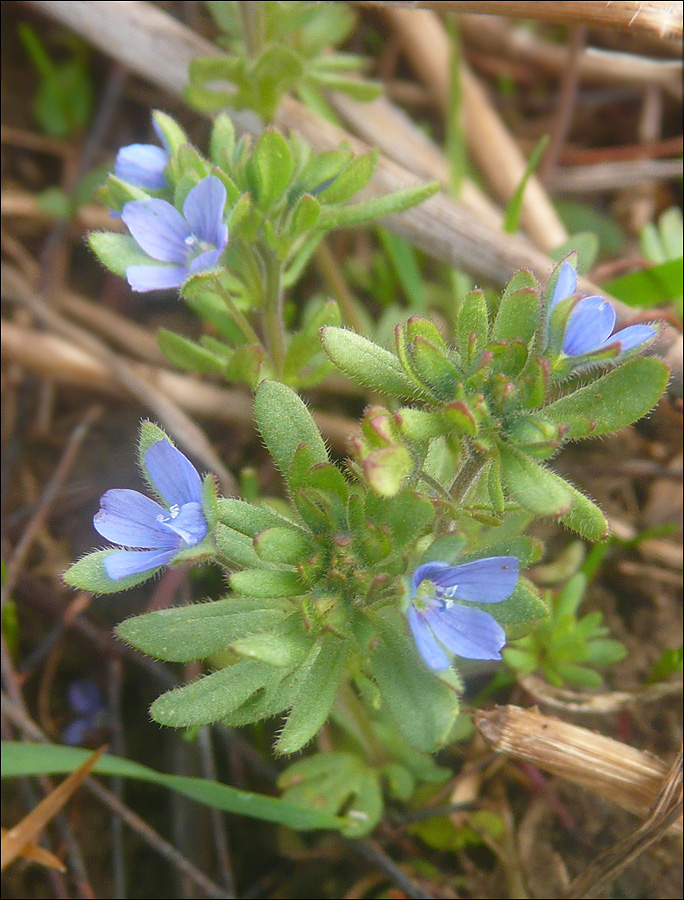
[91,111,437,387]
[322,259,668,541]
[187,1,380,122]
[65,388,547,831]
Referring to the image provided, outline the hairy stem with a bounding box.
[261,248,286,378]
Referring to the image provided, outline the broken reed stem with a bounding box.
[457,15,683,100]
[381,5,568,253]
[360,1,684,41]
[475,705,683,833]
[24,0,683,401]
[0,319,359,453]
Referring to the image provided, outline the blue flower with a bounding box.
[114,119,169,190]
[121,175,228,292]
[407,557,519,670]
[550,262,655,356]
[94,438,208,581]
[62,679,106,746]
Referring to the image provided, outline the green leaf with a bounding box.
[315,151,377,205]
[116,598,293,662]
[297,150,354,194]
[151,658,280,727]
[492,272,541,347]
[152,110,188,156]
[254,381,328,480]
[499,444,572,517]
[246,128,294,211]
[603,258,683,308]
[457,290,489,363]
[254,527,314,565]
[63,550,161,594]
[209,112,236,168]
[558,482,609,541]
[549,233,600,274]
[214,523,262,567]
[540,358,669,440]
[229,569,306,598]
[286,192,321,239]
[321,327,420,397]
[278,752,383,837]
[484,578,548,640]
[276,637,350,754]
[370,610,460,753]
[317,181,440,230]
[157,329,226,374]
[502,135,548,234]
[0,742,343,832]
[217,498,296,537]
[377,228,425,309]
[646,646,683,684]
[88,233,155,278]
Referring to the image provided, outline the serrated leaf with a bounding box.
[116,598,293,662]
[370,610,460,753]
[321,327,420,397]
[540,358,669,440]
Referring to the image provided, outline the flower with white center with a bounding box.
[121,175,228,292]
[93,438,208,581]
[407,557,519,670]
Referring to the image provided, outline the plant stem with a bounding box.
[450,448,487,504]
[334,680,384,766]
[261,248,286,378]
[211,278,262,347]
[239,1,265,59]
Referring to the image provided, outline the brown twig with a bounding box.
[1,264,239,495]
[475,705,683,832]
[564,747,683,898]
[22,0,682,399]
[1,405,102,609]
[359,1,684,41]
[380,5,569,252]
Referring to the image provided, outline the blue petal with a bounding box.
[611,324,656,352]
[407,605,450,670]
[411,561,450,595]
[563,296,616,356]
[152,116,171,153]
[104,548,176,581]
[115,144,168,190]
[182,176,228,249]
[427,605,506,660]
[67,680,103,715]
[144,439,204,507]
[126,264,187,292]
[430,557,519,604]
[62,718,92,746]
[188,248,224,274]
[162,501,207,547]
[551,262,578,310]
[94,489,180,549]
[122,199,190,263]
